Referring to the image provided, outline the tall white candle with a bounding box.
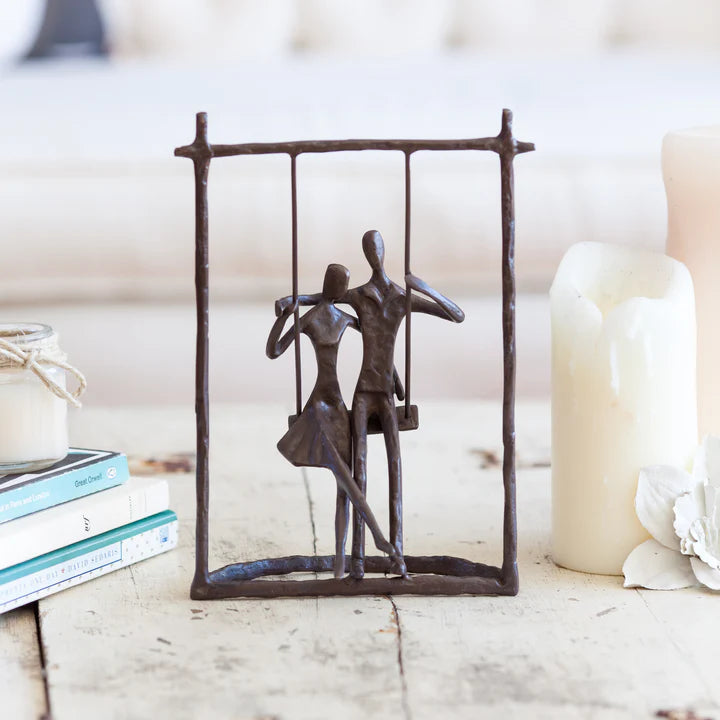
[664,127,720,438]
[551,242,697,575]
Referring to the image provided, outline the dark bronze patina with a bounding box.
[175,109,534,598]
[274,230,465,581]
[267,262,407,579]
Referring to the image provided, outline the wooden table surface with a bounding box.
[2,402,718,720]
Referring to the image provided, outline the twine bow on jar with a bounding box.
[0,326,87,408]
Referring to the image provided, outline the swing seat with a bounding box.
[367,404,419,434]
[287,404,418,433]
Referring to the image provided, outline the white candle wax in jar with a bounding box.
[0,324,74,473]
[664,127,720,437]
[551,243,697,575]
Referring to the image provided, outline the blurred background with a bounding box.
[2,0,720,408]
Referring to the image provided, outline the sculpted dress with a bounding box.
[276,303,352,473]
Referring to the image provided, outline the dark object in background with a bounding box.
[26,0,106,60]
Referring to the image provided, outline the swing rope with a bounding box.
[291,153,302,416]
[404,151,412,418]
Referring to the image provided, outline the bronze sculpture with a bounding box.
[176,109,534,598]
[267,262,406,578]
[276,230,465,579]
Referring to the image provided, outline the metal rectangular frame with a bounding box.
[175,109,534,598]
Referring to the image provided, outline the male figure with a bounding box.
[278,230,465,578]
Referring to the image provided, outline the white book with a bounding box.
[0,511,178,614]
[0,476,169,571]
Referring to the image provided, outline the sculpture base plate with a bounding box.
[191,554,518,599]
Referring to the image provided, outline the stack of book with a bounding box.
[0,449,178,614]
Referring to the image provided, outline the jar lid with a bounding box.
[0,323,53,344]
[0,323,64,367]
[0,322,86,406]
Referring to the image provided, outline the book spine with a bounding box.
[0,479,169,571]
[0,517,178,614]
[0,454,130,525]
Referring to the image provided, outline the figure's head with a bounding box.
[362,230,385,272]
[322,263,350,301]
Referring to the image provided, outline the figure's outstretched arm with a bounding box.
[406,273,465,323]
[333,287,359,309]
[346,314,360,332]
[266,300,301,358]
[275,293,322,317]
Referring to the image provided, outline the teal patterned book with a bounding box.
[0,510,178,614]
[0,449,128,525]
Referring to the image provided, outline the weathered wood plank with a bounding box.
[0,604,47,720]
[39,406,403,720]
[303,401,554,719]
[30,401,720,720]
[392,404,720,719]
[635,586,720,717]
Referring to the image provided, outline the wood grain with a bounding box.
[38,406,403,720]
[0,605,47,720]
[15,401,720,720]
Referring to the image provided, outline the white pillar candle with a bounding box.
[550,242,697,575]
[664,127,720,438]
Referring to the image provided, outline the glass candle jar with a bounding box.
[0,323,78,473]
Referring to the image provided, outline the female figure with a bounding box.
[267,263,406,578]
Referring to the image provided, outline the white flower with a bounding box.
[623,436,720,591]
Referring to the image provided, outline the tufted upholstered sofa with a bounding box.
[2,1,720,407]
